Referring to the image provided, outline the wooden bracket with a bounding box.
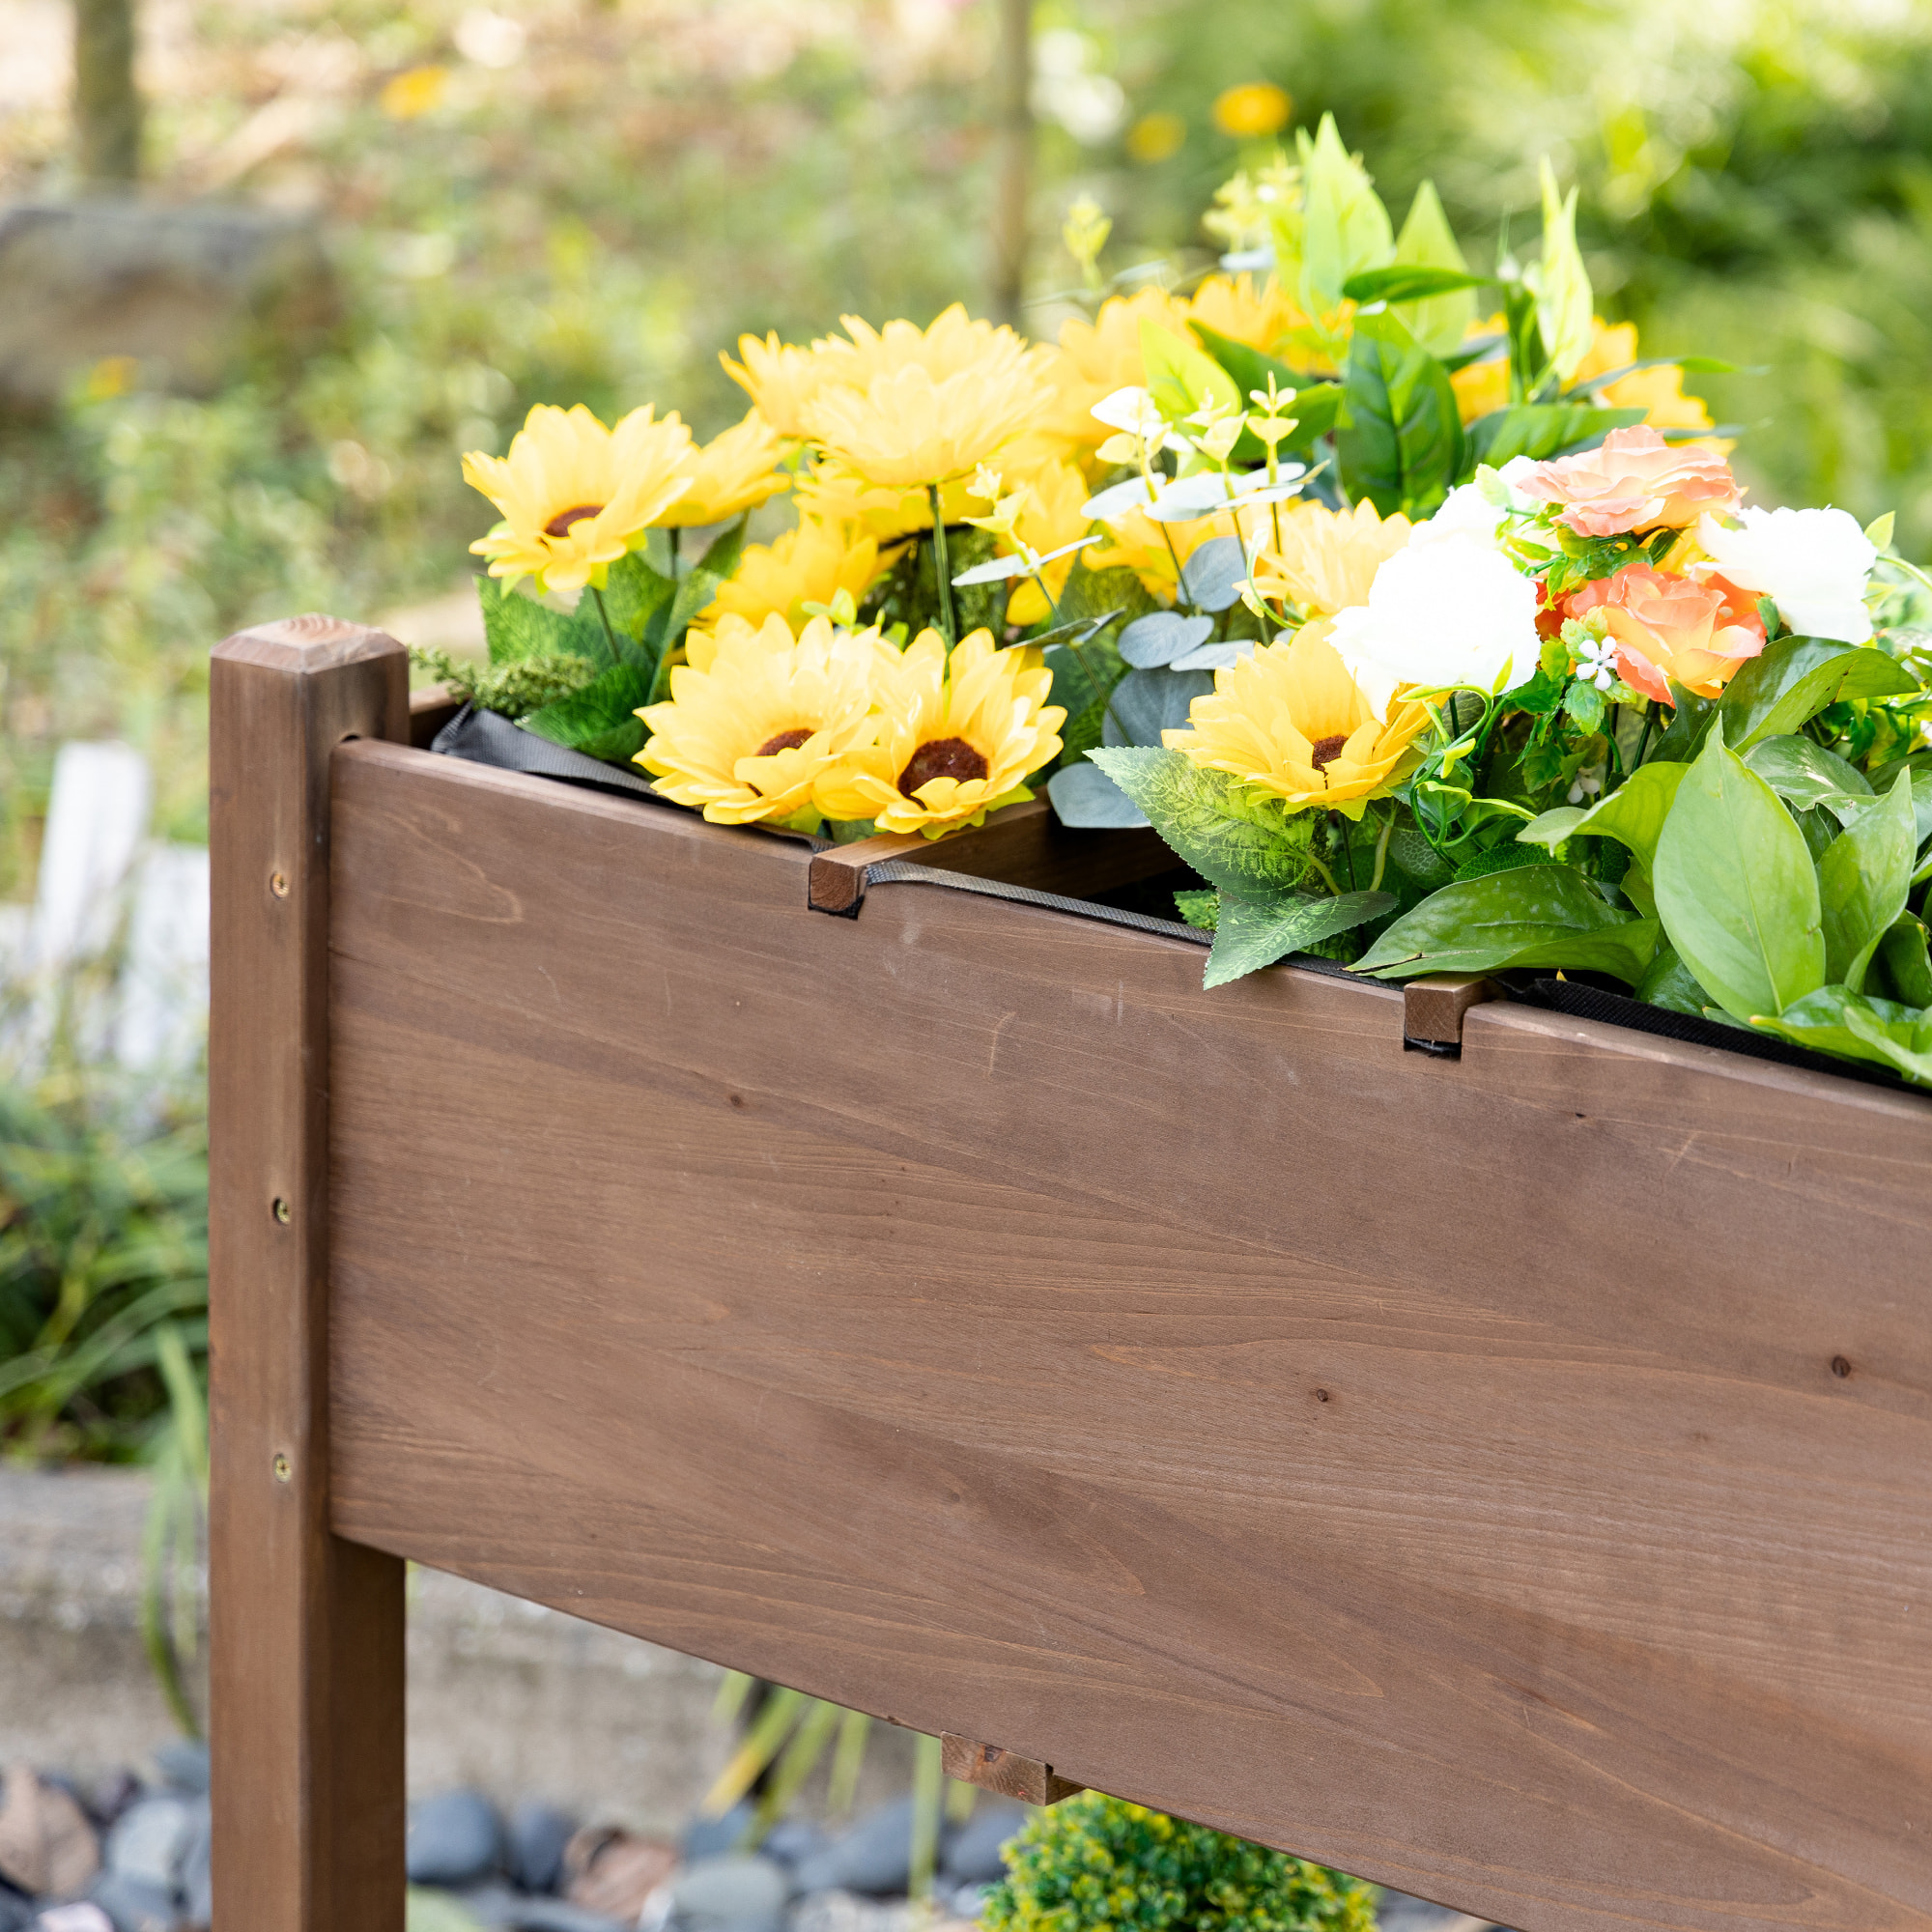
[809,796,1171,917]
[1402,974,1496,1055]
[941,1733,1085,1806]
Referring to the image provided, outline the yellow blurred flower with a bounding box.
[1126,111,1186,163]
[701,522,890,630]
[800,316,1052,490]
[718,332,838,440]
[636,612,900,829]
[380,65,449,119]
[840,629,1065,837]
[1087,504,1237,603]
[464,403,694,597]
[1253,500,1414,616]
[1449,322,1510,424]
[999,461,1094,626]
[1036,287,1194,462]
[1576,320,1715,433]
[1163,619,1430,819]
[793,459,978,543]
[1182,273,1307,357]
[84,355,139,401]
[1211,82,1292,140]
[661,411,790,526]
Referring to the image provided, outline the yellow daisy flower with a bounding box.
[636,612,900,830]
[661,411,791,526]
[1182,273,1308,359]
[1252,499,1414,617]
[464,403,694,597]
[1000,460,1095,627]
[700,522,890,630]
[1450,316,1716,434]
[792,459,980,544]
[1163,620,1431,819]
[840,629,1065,838]
[1036,287,1194,463]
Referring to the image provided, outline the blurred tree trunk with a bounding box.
[74,0,142,185]
[990,0,1032,329]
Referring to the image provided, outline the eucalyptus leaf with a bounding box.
[952,554,1031,585]
[1046,759,1150,829]
[1716,638,1918,752]
[1350,865,1658,983]
[1087,746,1315,895]
[1652,721,1825,1022]
[1206,889,1395,989]
[1171,639,1256,672]
[1519,760,1687,870]
[519,662,653,764]
[1081,475,1154,522]
[1818,771,1917,992]
[1179,538,1249,613]
[1102,668,1213,747]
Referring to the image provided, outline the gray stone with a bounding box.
[175,1802,210,1930]
[0,1889,32,1932]
[408,1791,503,1889]
[681,1802,753,1864]
[102,1797,191,1891]
[938,1803,1026,1886]
[757,1820,828,1872]
[505,1802,576,1895]
[0,201,338,404]
[793,1800,932,1899]
[150,1744,207,1800]
[664,1854,790,1932]
[85,1873,177,1932]
[30,1906,114,1932]
[455,1885,627,1932]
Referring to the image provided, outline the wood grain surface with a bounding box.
[209,619,409,1932]
[323,740,1932,1932]
[941,1735,1084,1805]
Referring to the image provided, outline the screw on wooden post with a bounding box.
[1402,974,1496,1058]
[941,1733,1085,1806]
[209,614,410,1932]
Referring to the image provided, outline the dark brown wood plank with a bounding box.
[324,740,1932,1932]
[1402,972,1495,1046]
[209,618,409,1932]
[810,795,1172,914]
[409,681,462,750]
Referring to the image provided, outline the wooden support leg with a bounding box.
[209,617,410,1932]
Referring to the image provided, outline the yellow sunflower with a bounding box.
[636,612,900,830]
[1252,500,1414,617]
[1035,287,1195,463]
[1163,620,1431,819]
[840,629,1065,838]
[464,404,695,596]
[700,521,890,630]
[1182,273,1308,360]
[999,460,1095,627]
[1450,315,1717,435]
[792,458,980,544]
[662,410,791,526]
[718,333,841,440]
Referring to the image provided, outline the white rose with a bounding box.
[1695,506,1876,645]
[1327,531,1542,718]
[1413,481,1507,548]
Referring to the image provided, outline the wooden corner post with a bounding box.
[209,616,410,1932]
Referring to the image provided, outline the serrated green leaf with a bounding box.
[1716,638,1918,752]
[1174,888,1220,930]
[1087,746,1314,895]
[1818,770,1917,992]
[1653,722,1825,1023]
[479,574,603,668]
[1337,309,1463,519]
[1351,865,1657,982]
[519,662,653,764]
[1205,889,1394,988]
[696,514,749,580]
[596,551,676,643]
[1451,843,1557,883]
[1562,677,1605,733]
[1520,760,1688,870]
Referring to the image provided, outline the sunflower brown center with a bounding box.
[544,503,604,537]
[1309,732,1350,772]
[898,736,988,797]
[755,727,815,757]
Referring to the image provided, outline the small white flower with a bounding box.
[1568,767,1605,804]
[1695,505,1877,645]
[1090,385,1165,437]
[1575,636,1618,692]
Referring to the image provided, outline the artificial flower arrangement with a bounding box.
[421,114,1932,1089]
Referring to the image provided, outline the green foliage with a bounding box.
[1206,890,1393,988]
[1088,748,1316,896]
[1336,311,1463,519]
[412,642,600,719]
[981,1792,1376,1932]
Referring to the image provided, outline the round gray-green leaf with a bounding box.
[1179,537,1249,612]
[1046,759,1151,829]
[1119,612,1214,668]
[1103,668,1214,746]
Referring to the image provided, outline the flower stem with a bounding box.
[1370,807,1394,894]
[928,483,958,646]
[668,526,682,578]
[1634,699,1659,769]
[1331,810,1358,891]
[590,585,621,658]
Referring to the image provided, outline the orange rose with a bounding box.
[1567,564,1765,704]
[1517,426,1741,539]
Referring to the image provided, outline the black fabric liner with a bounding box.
[424,715,1903,1090]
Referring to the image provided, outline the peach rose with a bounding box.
[1516,426,1741,539]
[1566,564,1765,704]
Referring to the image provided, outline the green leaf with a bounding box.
[1818,771,1917,992]
[1340,264,1492,308]
[596,551,676,644]
[1743,734,1872,820]
[1636,942,1708,1015]
[1451,843,1557,882]
[1174,888,1220,930]
[1562,677,1605,734]
[1535,157,1594,382]
[1293,112,1395,320]
[1716,639,1918,752]
[696,515,750,580]
[1351,865,1659,982]
[518,662,653,764]
[1206,890,1395,989]
[479,574,602,668]
[1650,684,1716,762]
[1337,309,1463,519]
[1087,747,1314,895]
[1752,985,1932,1084]
[1653,722,1826,1023]
[1464,404,1646,470]
[1140,321,1239,424]
[1878,915,1932,1008]
[1520,760,1688,871]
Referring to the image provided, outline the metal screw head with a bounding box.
[270,869,290,898]
[272,1197,291,1225]
[272,1453,292,1483]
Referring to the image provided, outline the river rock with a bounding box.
[150,1745,207,1801]
[662,1854,789,1932]
[938,1802,1026,1886]
[0,1768,100,1899]
[103,1796,191,1891]
[793,1799,935,1898]
[504,1802,576,1895]
[85,1873,176,1932]
[407,1791,503,1889]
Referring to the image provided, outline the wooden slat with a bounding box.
[1402,973,1496,1047]
[324,741,1932,1932]
[209,618,409,1932]
[809,795,1172,914]
[942,1734,1084,1805]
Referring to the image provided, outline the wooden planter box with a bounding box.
[208,618,1932,1932]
